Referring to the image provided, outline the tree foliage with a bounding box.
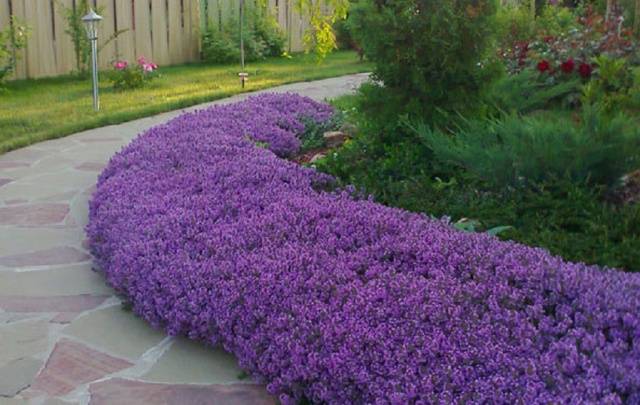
[293,0,349,60]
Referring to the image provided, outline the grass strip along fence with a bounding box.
[87,93,640,404]
[0,51,370,154]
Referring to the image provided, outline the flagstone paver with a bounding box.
[0,74,369,404]
[89,378,277,405]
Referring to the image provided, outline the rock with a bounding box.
[339,122,358,138]
[142,338,243,385]
[609,169,640,205]
[0,247,90,268]
[30,339,132,397]
[0,357,42,397]
[323,131,348,148]
[0,204,69,226]
[89,378,277,405]
[310,153,326,163]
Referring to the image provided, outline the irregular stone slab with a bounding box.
[36,190,79,203]
[0,148,45,163]
[0,312,39,324]
[0,204,68,226]
[43,398,76,405]
[89,378,276,405]
[4,198,28,205]
[0,294,107,313]
[63,306,165,361]
[30,340,132,397]
[75,162,105,172]
[142,338,244,384]
[69,195,90,229]
[0,264,112,297]
[0,320,50,366]
[0,247,89,268]
[23,171,98,193]
[0,357,42,397]
[0,178,12,188]
[0,228,83,257]
[76,137,122,143]
[0,161,30,169]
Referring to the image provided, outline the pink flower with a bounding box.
[114,60,128,70]
[137,56,147,66]
[143,64,154,73]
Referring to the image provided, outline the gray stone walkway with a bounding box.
[0,73,369,405]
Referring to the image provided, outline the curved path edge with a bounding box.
[0,73,369,405]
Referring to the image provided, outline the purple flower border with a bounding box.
[87,93,640,404]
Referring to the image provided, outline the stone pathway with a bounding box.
[0,73,369,405]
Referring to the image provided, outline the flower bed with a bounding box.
[87,93,640,404]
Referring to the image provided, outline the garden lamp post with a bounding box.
[82,9,103,111]
[238,0,248,88]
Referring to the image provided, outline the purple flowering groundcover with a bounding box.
[87,93,640,404]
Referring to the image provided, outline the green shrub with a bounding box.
[488,69,581,113]
[202,9,285,65]
[0,17,29,85]
[347,0,499,126]
[582,55,640,112]
[202,26,241,64]
[495,5,536,48]
[410,107,640,189]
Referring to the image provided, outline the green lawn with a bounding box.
[0,51,371,153]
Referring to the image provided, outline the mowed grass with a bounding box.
[0,51,371,153]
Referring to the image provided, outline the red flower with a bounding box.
[537,60,551,73]
[578,62,593,78]
[560,58,575,74]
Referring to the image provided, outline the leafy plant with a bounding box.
[409,106,640,189]
[0,16,29,85]
[202,7,285,64]
[298,112,343,152]
[488,69,581,113]
[582,54,640,111]
[109,57,159,90]
[293,0,349,60]
[346,0,499,127]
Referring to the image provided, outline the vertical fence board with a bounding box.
[54,0,76,74]
[22,0,39,77]
[134,0,153,60]
[0,0,9,29]
[115,0,136,62]
[166,0,182,63]
[151,0,170,65]
[10,0,27,78]
[96,0,116,67]
[184,0,199,61]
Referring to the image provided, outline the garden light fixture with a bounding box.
[82,9,103,111]
[239,0,248,88]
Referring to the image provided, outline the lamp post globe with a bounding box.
[82,9,103,111]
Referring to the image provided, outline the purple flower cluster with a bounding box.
[87,93,640,404]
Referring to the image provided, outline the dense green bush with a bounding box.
[202,9,285,64]
[487,69,581,113]
[347,0,499,125]
[410,106,640,189]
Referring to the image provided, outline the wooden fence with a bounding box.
[0,0,311,80]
